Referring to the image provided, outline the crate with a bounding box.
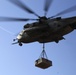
[35,58,52,69]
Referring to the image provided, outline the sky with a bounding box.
[0,0,76,75]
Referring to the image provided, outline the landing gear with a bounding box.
[12,38,23,46]
[13,38,17,41]
[13,39,15,41]
[19,43,22,46]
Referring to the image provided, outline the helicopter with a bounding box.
[0,0,76,46]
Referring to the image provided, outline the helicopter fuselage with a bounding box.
[15,17,76,46]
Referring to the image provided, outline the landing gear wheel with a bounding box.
[19,43,22,46]
[13,39,16,41]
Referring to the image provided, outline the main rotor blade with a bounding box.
[0,17,38,21]
[50,5,76,18]
[44,0,53,16]
[8,0,40,18]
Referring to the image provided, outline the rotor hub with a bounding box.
[39,16,48,23]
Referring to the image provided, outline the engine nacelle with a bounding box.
[56,17,61,20]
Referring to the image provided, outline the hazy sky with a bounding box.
[0,0,76,75]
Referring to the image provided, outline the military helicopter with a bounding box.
[0,0,76,46]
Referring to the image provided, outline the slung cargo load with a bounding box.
[35,43,52,69]
[35,58,52,69]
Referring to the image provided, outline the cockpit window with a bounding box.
[24,24,30,28]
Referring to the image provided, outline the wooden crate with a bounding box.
[35,58,52,69]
